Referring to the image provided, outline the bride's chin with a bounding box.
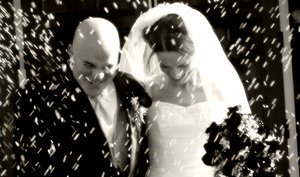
[171,75,191,86]
[180,72,194,83]
[165,70,197,87]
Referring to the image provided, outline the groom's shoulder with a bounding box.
[116,71,137,81]
[115,71,147,88]
[114,71,152,107]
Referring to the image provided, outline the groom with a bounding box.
[14,17,151,177]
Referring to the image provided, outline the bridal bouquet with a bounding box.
[202,106,283,177]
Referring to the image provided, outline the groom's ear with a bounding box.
[67,44,73,56]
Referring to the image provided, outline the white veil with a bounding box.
[119,3,251,120]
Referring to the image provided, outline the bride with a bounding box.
[120,3,251,177]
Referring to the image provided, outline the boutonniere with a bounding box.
[202,106,284,177]
[126,97,148,128]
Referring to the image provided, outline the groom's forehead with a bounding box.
[75,56,118,66]
[73,42,118,62]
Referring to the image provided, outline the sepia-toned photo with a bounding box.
[0,0,299,177]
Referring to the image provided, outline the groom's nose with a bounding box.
[91,69,106,83]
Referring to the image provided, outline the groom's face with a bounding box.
[70,18,120,97]
[71,42,119,97]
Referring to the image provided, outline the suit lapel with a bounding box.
[62,71,145,176]
[62,73,111,156]
[127,111,141,177]
[65,71,133,174]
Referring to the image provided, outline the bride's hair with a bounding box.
[142,14,194,55]
[142,14,195,73]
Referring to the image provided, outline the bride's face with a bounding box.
[156,51,195,86]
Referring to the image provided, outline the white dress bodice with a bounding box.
[145,101,216,177]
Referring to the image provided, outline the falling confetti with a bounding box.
[0,1,298,177]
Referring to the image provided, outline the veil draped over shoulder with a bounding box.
[119,3,251,121]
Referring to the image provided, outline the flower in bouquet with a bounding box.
[202,106,284,177]
[126,96,148,133]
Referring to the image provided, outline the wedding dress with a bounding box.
[118,3,252,176]
[145,101,217,177]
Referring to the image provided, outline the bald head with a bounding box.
[70,17,120,97]
[72,17,120,60]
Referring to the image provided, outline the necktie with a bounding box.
[89,85,128,170]
[90,96,115,144]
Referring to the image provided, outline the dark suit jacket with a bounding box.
[13,67,151,177]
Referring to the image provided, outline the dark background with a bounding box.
[1,0,299,176]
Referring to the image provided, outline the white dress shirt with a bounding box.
[89,82,128,170]
[89,82,119,146]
